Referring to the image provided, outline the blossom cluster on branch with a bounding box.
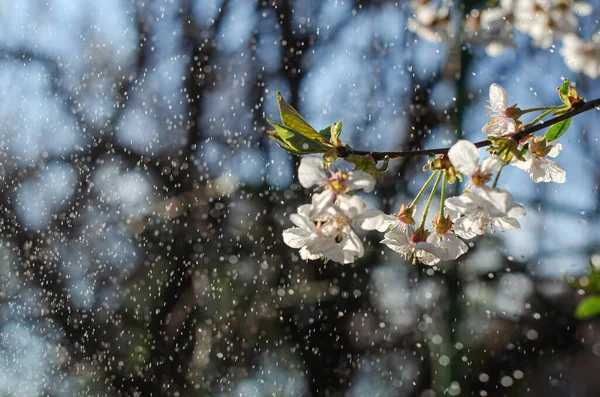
[409,0,600,79]
[269,79,589,266]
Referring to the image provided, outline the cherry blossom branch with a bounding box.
[346,97,600,161]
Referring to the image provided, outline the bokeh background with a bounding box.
[1,0,600,396]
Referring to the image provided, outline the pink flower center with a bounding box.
[328,173,349,194]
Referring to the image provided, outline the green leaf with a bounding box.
[345,154,382,179]
[317,121,344,146]
[558,79,570,105]
[318,125,332,142]
[558,79,572,107]
[545,117,572,141]
[575,296,600,319]
[267,121,330,155]
[276,92,328,144]
[331,121,343,146]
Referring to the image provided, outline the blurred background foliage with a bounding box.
[1,0,600,396]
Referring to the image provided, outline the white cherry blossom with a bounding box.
[283,194,388,264]
[283,200,361,264]
[482,84,520,138]
[445,187,526,239]
[511,138,566,183]
[338,195,391,233]
[298,156,376,193]
[298,156,376,211]
[282,202,328,261]
[561,33,600,79]
[418,215,469,266]
[298,156,376,217]
[366,203,418,234]
[448,139,504,187]
[423,232,469,265]
[381,228,446,265]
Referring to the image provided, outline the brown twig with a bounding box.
[348,97,600,161]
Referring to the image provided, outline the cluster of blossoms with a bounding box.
[282,157,389,264]
[281,82,575,266]
[409,0,599,79]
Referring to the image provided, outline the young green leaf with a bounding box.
[545,117,572,141]
[331,121,343,147]
[558,79,570,106]
[267,121,330,155]
[276,92,328,144]
[575,296,600,320]
[318,124,332,142]
[345,154,383,179]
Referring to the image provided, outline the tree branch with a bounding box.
[348,98,600,161]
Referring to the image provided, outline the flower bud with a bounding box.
[397,204,416,226]
[502,104,523,120]
[433,213,453,234]
[529,136,553,158]
[410,228,430,244]
[557,79,584,112]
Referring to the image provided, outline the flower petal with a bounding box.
[299,246,322,260]
[307,238,345,264]
[493,217,521,231]
[547,142,562,158]
[290,211,315,231]
[476,186,513,215]
[309,190,335,219]
[480,155,504,174]
[444,206,462,221]
[448,140,480,175]
[282,227,314,248]
[381,230,410,254]
[358,209,396,232]
[482,117,516,137]
[342,229,364,259]
[445,194,476,215]
[427,233,469,261]
[415,241,446,257]
[507,202,526,218]
[489,83,508,113]
[529,158,566,183]
[510,151,534,172]
[347,171,376,193]
[452,216,483,239]
[298,157,328,188]
[417,250,440,266]
[337,195,367,219]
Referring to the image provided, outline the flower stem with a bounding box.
[525,108,555,129]
[410,171,438,208]
[419,171,442,229]
[520,105,564,115]
[440,171,448,218]
[492,165,504,188]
